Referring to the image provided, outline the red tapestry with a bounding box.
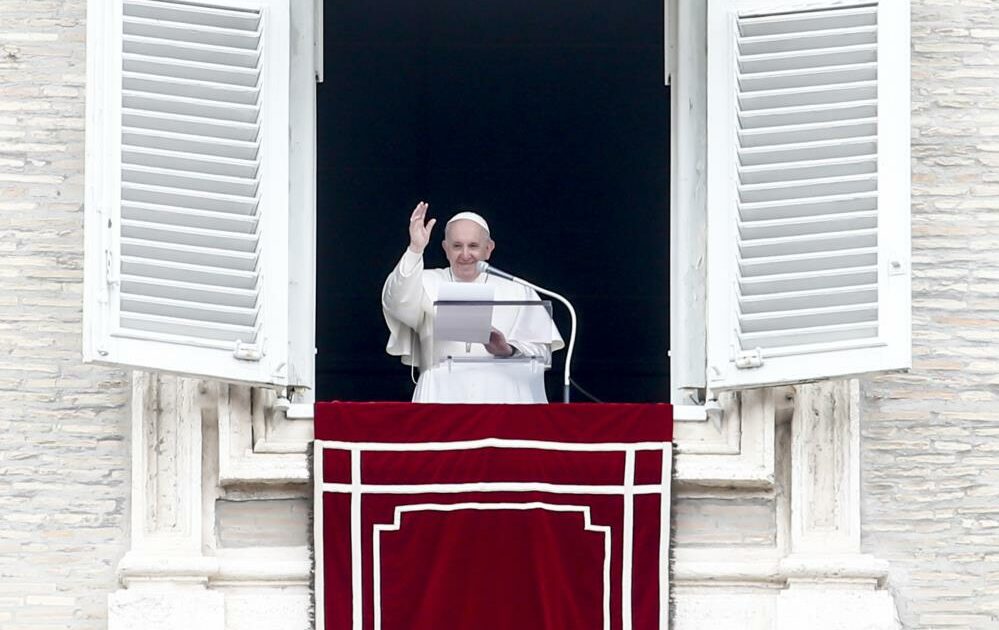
[314,402,673,630]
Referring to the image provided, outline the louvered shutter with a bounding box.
[705,0,910,390]
[84,0,293,386]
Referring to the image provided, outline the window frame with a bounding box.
[220,0,782,488]
[669,0,709,404]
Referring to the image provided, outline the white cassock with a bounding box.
[382,249,565,403]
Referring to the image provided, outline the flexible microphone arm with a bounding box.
[477,261,577,403]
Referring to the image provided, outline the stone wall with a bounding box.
[0,1,132,628]
[861,1,999,628]
[4,0,999,628]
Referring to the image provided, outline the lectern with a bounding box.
[419,299,558,404]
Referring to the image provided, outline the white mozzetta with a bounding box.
[705,0,911,389]
[84,0,293,386]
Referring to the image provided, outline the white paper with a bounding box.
[433,282,496,343]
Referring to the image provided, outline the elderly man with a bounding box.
[382,201,564,403]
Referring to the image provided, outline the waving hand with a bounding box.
[408,201,436,254]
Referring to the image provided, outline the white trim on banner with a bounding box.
[313,440,326,630]
[350,449,362,630]
[323,482,668,495]
[622,450,636,627]
[372,503,612,630]
[319,439,671,452]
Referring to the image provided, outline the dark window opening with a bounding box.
[316,0,670,402]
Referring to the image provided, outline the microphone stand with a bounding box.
[479,263,577,403]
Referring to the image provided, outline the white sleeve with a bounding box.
[507,285,565,363]
[381,249,425,362]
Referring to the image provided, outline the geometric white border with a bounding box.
[373,503,611,630]
[314,438,672,630]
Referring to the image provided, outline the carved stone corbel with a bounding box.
[108,372,224,630]
[776,379,899,630]
[217,385,309,486]
[674,388,779,488]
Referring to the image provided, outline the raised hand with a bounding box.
[408,201,436,254]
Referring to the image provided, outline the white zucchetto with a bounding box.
[446,211,490,235]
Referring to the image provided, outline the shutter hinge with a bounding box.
[888,255,907,276]
[104,249,119,287]
[735,348,763,369]
[233,340,263,361]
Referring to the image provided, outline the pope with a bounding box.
[382,201,564,403]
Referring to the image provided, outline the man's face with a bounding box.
[443,219,494,282]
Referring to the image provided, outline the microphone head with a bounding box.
[475,261,490,274]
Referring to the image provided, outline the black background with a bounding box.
[316,0,669,402]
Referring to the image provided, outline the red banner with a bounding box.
[314,402,673,630]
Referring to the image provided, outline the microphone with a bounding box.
[475,261,515,280]
[476,261,578,403]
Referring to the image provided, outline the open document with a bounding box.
[433,282,496,343]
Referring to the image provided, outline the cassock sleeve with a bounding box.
[382,249,425,365]
[507,284,566,363]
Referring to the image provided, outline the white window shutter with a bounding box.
[84,0,293,386]
[705,0,910,390]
